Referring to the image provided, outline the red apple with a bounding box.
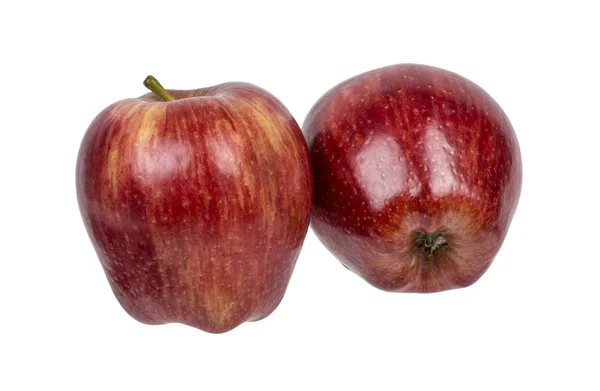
[76,76,312,333]
[303,64,521,293]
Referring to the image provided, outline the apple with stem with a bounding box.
[303,64,521,293]
[76,76,312,332]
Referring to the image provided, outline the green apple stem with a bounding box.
[143,75,175,102]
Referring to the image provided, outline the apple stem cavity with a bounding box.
[143,75,175,102]
[413,231,448,258]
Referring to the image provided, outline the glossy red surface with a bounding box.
[77,83,312,332]
[304,64,521,292]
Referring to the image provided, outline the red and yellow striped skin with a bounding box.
[304,64,521,293]
[77,83,312,333]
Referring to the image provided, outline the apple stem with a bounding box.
[413,231,448,258]
[143,75,175,102]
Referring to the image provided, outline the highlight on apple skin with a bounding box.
[76,77,313,333]
[303,64,522,293]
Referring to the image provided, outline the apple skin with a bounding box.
[303,64,521,293]
[76,82,312,333]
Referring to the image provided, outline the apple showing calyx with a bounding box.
[304,64,521,293]
[76,76,312,333]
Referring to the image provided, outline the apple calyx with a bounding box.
[143,75,175,102]
[412,230,448,259]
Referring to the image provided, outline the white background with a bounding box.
[1,1,599,389]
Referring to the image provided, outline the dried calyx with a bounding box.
[412,230,449,259]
